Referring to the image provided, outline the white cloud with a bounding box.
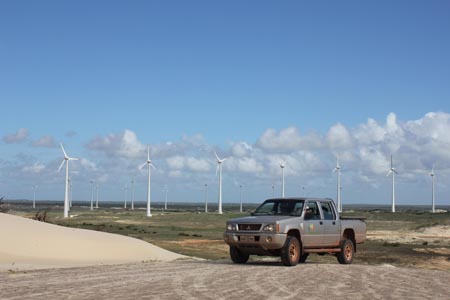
[256,127,324,152]
[231,142,253,157]
[86,129,146,158]
[166,156,211,172]
[32,135,56,147]
[166,156,185,170]
[3,128,29,144]
[22,162,46,173]
[326,123,353,150]
[4,112,450,204]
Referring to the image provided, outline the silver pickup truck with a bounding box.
[224,198,366,266]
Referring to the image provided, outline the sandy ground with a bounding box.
[0,213,184,270]
[1,260,450,300]
[367,225,450,244]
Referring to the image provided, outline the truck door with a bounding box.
[319,201,341,247]
[302,200,324,247]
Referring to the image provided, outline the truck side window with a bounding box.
[320,202,335,220]
[305,201,320,220]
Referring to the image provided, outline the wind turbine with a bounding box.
[271,184,275,198]
[164,184,168,210]
[130,179,135,210]
[215,152,227,214]
[123,183,128,209]
[96,184,99,208]
[90,180,94,211]
[386,155,398,213]
[57,144,79,218]
[68,176,73,208]
[239,184,243,213]
[429,165,436,213]
[32,185,38,209]
[140,147,155,217]
[280,162,287,198]
[204,183,208,213]
[333,156,342,213]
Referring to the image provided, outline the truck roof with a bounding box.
[265,197,334,202]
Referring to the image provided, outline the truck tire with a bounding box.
[281,236,300,266]
[299,253,309,263]
[230,246,249,264]
[337,239,354,264]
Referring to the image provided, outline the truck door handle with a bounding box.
[320,221,323,225]
[333,221,336,225]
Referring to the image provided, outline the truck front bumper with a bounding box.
[223,232,287,251]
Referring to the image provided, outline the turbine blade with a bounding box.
[60,143,68,158]
[386,170,392,176]
[57,160,65,172]
[147,147,150,161]
[69,157,79,161]
[139,162,147,169]
[214,151,220,161]
[393,169,398,174]
[151,163,156,169]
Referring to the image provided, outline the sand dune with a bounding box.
[0,213,184,270]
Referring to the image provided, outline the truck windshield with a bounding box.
[253,200,304,216]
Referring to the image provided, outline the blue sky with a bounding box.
[1,1,450,206]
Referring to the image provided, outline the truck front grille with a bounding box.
[238,224,261,231]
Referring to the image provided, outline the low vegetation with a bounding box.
[0,197,9,213]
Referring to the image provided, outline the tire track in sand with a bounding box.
[1,260,450,300]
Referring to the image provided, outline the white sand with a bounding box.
[0,213,185,270]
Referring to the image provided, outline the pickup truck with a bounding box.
[224,198,366,266]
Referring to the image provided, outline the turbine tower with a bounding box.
[57,144,79,218]
[140,147,155,217]
[130,179,135,210]
[239,184,243,213]
[204,183,208,213]
[123,183,128,209]
[215,152,227,214]
[280,162,287,198]
[333,156,342,212]
[164,184,168,210]
[90,180,94,211]
[386,155,398,213]
[68,176,73,208]
[429,166,435,213]
[32,185,37,209]
[96,184,99,208]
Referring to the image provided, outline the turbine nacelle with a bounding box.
[215,152,226,164]
[386,155,398,176]
[279,161,287,169]
[57,144,79,172]
[215,152,227,176]
[140,147,156,170]
[429,165,435,177]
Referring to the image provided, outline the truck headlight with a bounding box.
[227,223,237,231]
[262,224,276,232]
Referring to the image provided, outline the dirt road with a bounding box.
[1,260,450,300]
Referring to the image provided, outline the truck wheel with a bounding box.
[230,246,249,264]
[337,239,354,264]
[299,253,309,263]
[281,236,300,266]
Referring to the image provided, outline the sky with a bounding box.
[1,1,450,206]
